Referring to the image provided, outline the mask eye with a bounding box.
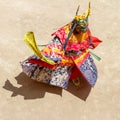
[79,20,87,28]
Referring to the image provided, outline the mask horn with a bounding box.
[85,2,91,19]
[87,2,91,16]
[76,5,80,16]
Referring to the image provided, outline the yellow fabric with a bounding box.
[42,47,62,54]
[64,24,88,43]
[23,3,91,66]
[23,32,74,66]
[61,58,73,65]
[74,50,89,64]
[24,32,55,65]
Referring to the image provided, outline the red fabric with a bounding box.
[91,36,102,49]
[52,28,91,51]
[28,59,56,69]
[69,66,81,80]
[52,27,102,51]
[65,40,90,51]
[51,28,67,44]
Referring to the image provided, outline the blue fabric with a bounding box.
[79,55,97,86]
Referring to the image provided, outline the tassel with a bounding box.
[90,51,101,61]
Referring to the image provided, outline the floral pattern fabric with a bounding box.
[21,37,98,88]
[21,55,72,89]
[77,55,97,86]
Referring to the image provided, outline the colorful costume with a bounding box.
[21,3,102,89]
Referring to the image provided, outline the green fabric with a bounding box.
[90,51,101,61]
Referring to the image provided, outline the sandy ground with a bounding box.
[0,0,120,120]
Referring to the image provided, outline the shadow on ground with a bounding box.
[3,72,91,101]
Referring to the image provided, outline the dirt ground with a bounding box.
[0,0,120,120]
